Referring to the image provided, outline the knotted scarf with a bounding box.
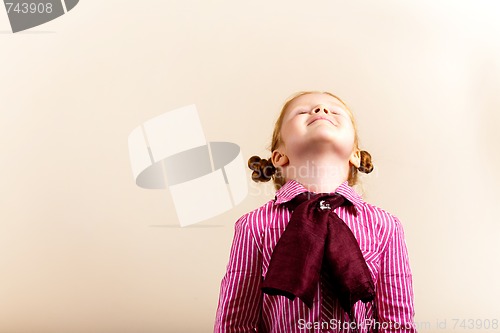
[261,191,375,312]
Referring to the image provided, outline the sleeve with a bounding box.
[375,217,417,333]
[214,214,263,333]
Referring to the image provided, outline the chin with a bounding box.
[309,130,338,143]
[308,133,352,152]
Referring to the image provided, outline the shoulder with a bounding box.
[360,200,401,228]
[358,200,404,247]
[338,182,401,236]
[233,199,278,250]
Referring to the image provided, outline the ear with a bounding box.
[271,150,289,167]
[349,149,361,168]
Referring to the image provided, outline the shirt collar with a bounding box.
[274,179,364,216]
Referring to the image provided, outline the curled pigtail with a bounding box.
[358,150,374,174]
[248,155,276,182]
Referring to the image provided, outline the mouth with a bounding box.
[308,117,334,126]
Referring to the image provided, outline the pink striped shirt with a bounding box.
[214,179,417,333]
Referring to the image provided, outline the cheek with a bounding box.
[336,122,357,149]
[342,120,356,139]
[279,120,300,143]
[344,128,356,147]
[344,123,355,135]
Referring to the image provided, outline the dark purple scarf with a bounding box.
[261,191,375,313]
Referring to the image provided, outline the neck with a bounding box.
[282,154,350,193]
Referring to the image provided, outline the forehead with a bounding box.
[286,93,346,111]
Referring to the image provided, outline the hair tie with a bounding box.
[248,155,276,182]
[358,150,373,174]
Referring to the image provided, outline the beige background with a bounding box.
[1,1,499,332]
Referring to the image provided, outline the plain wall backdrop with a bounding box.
[1,0,499,332]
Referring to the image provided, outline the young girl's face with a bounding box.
[278,93,357,160]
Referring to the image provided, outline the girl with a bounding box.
[214,91,417,332]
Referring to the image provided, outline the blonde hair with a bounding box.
[248,91,373,190]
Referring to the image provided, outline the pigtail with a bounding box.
[358,150,374,174]
[248,156,276,182]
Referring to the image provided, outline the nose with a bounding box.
[313,105,330,114]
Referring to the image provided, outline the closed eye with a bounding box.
[294,108,308,115]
